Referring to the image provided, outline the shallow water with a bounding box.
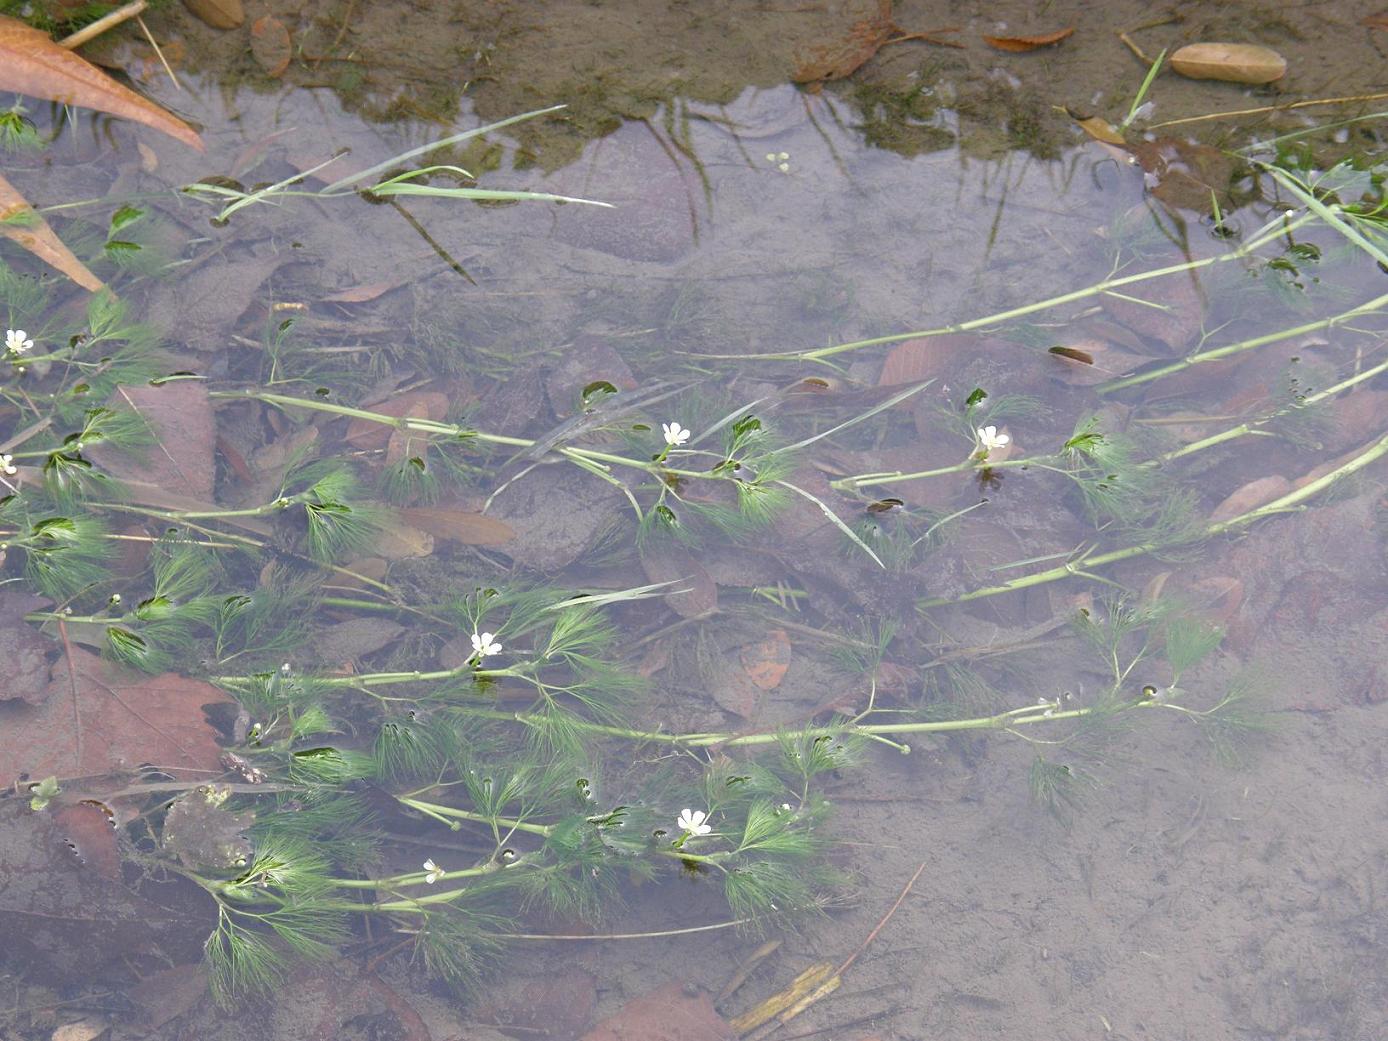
[2,1,1387,1039]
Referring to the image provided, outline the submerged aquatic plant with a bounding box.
[10,89,1387,1022]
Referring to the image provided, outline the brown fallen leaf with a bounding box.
[185,0,245,30]
[321,278,409,303]
[641,544,718,619]
[1068,110,1127,146]
[580,983,734,1041]
[1208,475,1292,524]
[0,644,232,785]
[87,382,215,499]
[0,588,53,705]
[1170,42,1286,85]
[250,15,292,78]
[793,0,898,83]
[983,27,1074,52]
[1366,12,1388,30]
[345,391,450,450]
[372,521,435,560]
[1048,345,1094,366]
[397,505,516,546]
[0,14,203,150]
[0,800,211,980]
[0,172,105,291]
[741,629,792,690]
[877,335,955,388]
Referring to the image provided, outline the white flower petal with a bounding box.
[662,421,690,447]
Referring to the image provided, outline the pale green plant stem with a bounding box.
[834,351,1388,493]
[1097,289,1388,394]
[396,797,553,837]
[916,425,1388,608]
[709,210,1319,362]
[423,693,1145,750]
[1158,353,1388,463]
[207,389,711,482]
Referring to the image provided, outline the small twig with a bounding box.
[502,918,750,941]
[1117,31,1152,65]
[58,0,147,49]
[56,619,84,771]
[834,861,925,978]
[1150,92,1388,129]
[330,0,359,54]
[136,15,183,92]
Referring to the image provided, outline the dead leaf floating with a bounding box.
[1170,42,1286,85]
[0,14,203,150]
[184,0,245,30]
[983,27,1074,52]
[0,172,105,291]
[250,15,292,78]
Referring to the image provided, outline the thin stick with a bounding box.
[136,15,183,92]
[834,861,925,978]
[1117,31,1152,65]
[57,619,84,771]
[502,918,749,941]
[58,0,147,49]
[1150,93,1388,130]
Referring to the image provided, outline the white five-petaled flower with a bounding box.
[471,631,502,658]
[661,421,691,447]
[976,425,1010,452]
[676,808,712,836]
[0,455,14,476]
[6,329,33,355]
[422,858,444,883]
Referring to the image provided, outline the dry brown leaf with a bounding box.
[373,522,435,559]
[0,15,202,150]
[1170,42,1286,84]
[1070,111,1126,146]
[580,982,734,1041]
[641,545,718,619]
[0,645,231,785]
[1208,475,1291,524]
[0,172,104,291]
[1048,345,1094,366]
[793,0,896,82]
[983,27,1074,52]
[87,382,215,499]
[321,279,409,304]
[740,630,791,690]
[1365,12,1388,29]
[184,0,244,30]
[397,505,516,546]
[0,588,53,705]
[249,15,292,78]
[344,391,450,450]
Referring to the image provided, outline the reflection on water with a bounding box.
[2,3,1388,1039]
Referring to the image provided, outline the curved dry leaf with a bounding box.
[344,391,449,449]
[397,505,516,546]
[1069,111,1126,146]
[792,0,896,83]
[0,15,203,150]
[1170,42,1286,84]
[0,172,104,291]
[1209,475,1291,524]
[250,15,292,78]
[983,27,1074,52]
[87,382,215,499]
[321,278,409,303]
[185,0,245,30]
[0,645,231,785]
[740,630,792,690]
[373,522,435,560]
